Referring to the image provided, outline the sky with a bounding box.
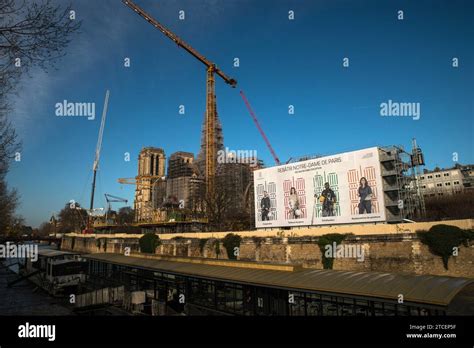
[7,0,474,227]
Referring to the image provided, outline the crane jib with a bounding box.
[122,0,236,87]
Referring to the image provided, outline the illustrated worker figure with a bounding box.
[288,187,301,219]
[358,177,373,214]
[320,182,337,217]
[261,191,271,221]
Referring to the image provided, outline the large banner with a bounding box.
[254,147,386,228]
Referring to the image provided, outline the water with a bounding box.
[0,243,73,315]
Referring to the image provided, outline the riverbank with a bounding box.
[0,262,74,315]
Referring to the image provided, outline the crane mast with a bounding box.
[90,90,110,216]
[122,0,237,197]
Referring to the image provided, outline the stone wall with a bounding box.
[62,233,474,278]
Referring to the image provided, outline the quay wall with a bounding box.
[61,219,474,278]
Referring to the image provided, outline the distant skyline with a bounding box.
[7,0,474,227]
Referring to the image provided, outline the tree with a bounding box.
[139,233,161,254]
[0,113,21,234]
[57,202,87,233]
[116,206,135,225]
[4,215,25,236]
[0,179,19,233]
[38,221,54,236]
[0,0,81,234]
[0,0,81,112]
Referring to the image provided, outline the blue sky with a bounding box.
[7,0,474,227]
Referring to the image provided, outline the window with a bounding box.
[437,183,442,187]
[420,176,424,180]
[306,293,322,316]
[435,174,441,178]
[289,292,306,316]
[235,287,243,314]
[397,305,410,316]
[321,296,338,316]
[454,181,460,185]
[340,297,355,316]
[373,302,384,316]
[355,299,371,316]
[444,173,449,177]
[427,175,432,179]
[243,286,254,316]
[445,182,451,186]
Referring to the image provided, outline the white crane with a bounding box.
[86,89,110,231]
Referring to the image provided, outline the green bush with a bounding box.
[222,233,242,260]
[317,233,347,270]
[252,236,263,247]
[139,233,161,254]
[214,239,220,258]
[417,225,474,270]
[199,238,209,254]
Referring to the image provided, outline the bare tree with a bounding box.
[204,167,252,231]
[0,0,80,233]
[57,202,88,233]
[0,0,81,109]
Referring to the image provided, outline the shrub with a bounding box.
[222,233,242,260]
[139,233,161,254]
[417,224,474,270]
[199,238,209,254]
[252,236,263,247]
[214,239,220,259]
[317,233,347,270]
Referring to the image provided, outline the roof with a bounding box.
[84,253,474,306]
[38,249,76,258]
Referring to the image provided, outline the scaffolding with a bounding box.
[379,142,426,222]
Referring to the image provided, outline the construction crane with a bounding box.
[240,90,281,165]
[85,89,110,233]
[104,194,128,214]
[118,176,163,187]
[122,0,237,197]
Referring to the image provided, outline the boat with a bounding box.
[19,249,87,296]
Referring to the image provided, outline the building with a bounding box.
[134,147,166,222]
[167,151,195,179]
[165,151,203,211]
[416,164,474,197]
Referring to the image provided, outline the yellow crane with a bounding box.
[122,0,237,197]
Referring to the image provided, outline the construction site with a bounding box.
[78,0,435,235]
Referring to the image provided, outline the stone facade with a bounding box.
[62,233,474,278]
